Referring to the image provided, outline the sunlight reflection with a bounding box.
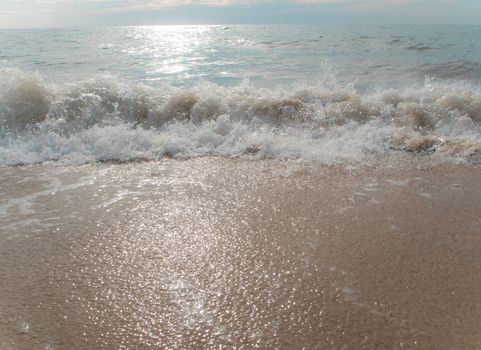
[124,26,214,76]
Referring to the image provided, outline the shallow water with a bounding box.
[1,158,481,349]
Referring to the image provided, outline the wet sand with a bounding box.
[1,157,481,349]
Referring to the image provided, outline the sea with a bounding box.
[1,24,481,165]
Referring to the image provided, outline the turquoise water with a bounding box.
[1,25,481,164]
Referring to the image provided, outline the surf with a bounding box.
[1,67,481,165]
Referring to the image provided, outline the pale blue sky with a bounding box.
[0,0,480,28]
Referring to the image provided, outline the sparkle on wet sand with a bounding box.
[1,157,481,349]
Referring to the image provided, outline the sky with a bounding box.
[0,0,480,28]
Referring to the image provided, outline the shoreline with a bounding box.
[1,157,481,349]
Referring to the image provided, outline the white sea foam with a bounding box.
[1,67,481,165]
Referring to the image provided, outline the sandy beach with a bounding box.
[1,156,481,349]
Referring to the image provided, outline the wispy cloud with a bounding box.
[0,0,458,15]
[0,0,474,27]
[97,0,438,13]
[101,0,266,13]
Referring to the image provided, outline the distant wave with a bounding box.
[406,44,437,52]
[415,61,481,81]
[1,67,481,165]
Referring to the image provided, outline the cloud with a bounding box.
[100,0,265,13]
[97,0,435,13]
[0,0,454,15]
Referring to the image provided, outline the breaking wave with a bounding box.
[1,67,481,165]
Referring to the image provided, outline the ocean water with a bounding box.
[1,25,481,165]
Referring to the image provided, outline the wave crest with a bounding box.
[1,68,481,165]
